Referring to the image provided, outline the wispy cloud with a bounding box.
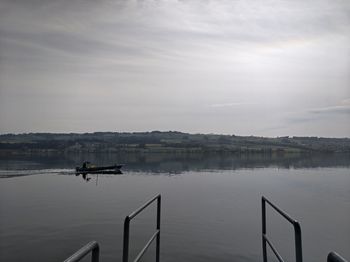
[308,99,350,115]
[210,102,255,108]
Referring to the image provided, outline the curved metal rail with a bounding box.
[123,194,161,262]
[328,252,349,262]
[64,241,100,262]
[262,196,303,262]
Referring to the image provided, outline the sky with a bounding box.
[0,0,349,137]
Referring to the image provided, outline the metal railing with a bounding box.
[123,194,161,262]
[262,196,303,262]
[62,194,348,262]
[64,241,100,262]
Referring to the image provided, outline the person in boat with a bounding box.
[82,161,90,169]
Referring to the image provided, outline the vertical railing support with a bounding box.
[123,216,130,262]
[262,198,267,262]
[91,245,100,262]
[294,222,303,262]
[122,194,161,262]
[262,196,303,262]
[156,195,161,262]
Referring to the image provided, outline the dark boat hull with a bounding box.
[76,169,123,175]
[75,164,123,173]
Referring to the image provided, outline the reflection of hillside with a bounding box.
[0,153,349,174]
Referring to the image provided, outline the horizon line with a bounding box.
[0,130,349,139]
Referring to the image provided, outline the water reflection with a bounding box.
[75,170,123,182]
[0,154,349,262]
[0,152,349,174]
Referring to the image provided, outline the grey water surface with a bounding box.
[0,153,349,262]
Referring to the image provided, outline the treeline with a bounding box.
[0,131,349,155]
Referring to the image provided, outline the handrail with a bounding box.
[262,196,303,262]
[328,252,349,262]
[63,241,100,262]
[123,194,161,262]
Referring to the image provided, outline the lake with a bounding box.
[0,153,349,262]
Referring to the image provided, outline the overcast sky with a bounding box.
[0,0,349,137]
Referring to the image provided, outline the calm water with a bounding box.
[0,153,349,262]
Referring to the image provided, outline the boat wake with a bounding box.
[0,169,75,178]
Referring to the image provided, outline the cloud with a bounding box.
[0,0,349,136]
[309,106,350,114]
[210,102,255,108]
[308,99,350,115]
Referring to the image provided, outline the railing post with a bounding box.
[156,195,161,262]
[294,222,303,262]
[123,216,130,262]
[262,197,267,262]
[262,196,304,262]
[91,244,100,262]
[122,194,161,262]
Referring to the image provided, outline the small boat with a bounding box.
[75,161,123,174]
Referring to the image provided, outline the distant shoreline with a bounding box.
[1,131,349,155]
